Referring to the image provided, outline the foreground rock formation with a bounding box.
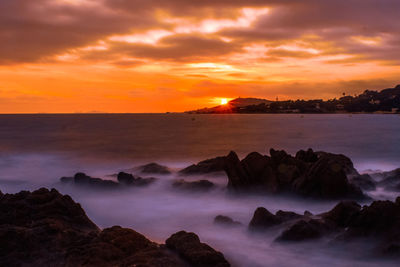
[224,148,365,199]
[60,172,156,190]
[0,188,230,266]
[249,198,400,256]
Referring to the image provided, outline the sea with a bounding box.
[1,113,400,266]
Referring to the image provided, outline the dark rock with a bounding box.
[72,172,119,189]
[138,163,171,174]
[276,210,303,222]
[249,207,283,229]
[172,179,215,192]
[350,174,376,191]
[165,231,230,267]
[214,215,241,226]
[224,149,365,200]
[277,219,326,241]
[322,201,361,227]
[117,172,156,186]
[292,153,364,199]
[295,148,319,163]
[179,156,227,175]
[0,188,229,266]
[304,210,313,216]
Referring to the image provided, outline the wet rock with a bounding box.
[224,149,365,200]
[117,172,156,186]
[179,156,227,175]
[295,148,319,163]
[249,207,283,229]
[165,231,230,267]
[137,163,171,174]
[350,174,376,191]
[172,179,214,192]
[214,215,241,226]
[276,219,326,241]
[0,188,229,266]
[275,210,303,222]
[292,153,364,199]
[322,201,361,227]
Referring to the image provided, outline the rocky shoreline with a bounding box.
[0,188,230,267]
[2,148,400,266]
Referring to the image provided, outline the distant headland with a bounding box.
[186,84,400,114]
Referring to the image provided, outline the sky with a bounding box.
[1,0,400,113]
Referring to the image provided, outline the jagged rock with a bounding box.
[350,174,376,191]
[292,153,364,199]
[117,172,156,186]
[214,215,241,226]
[165,231,230,267]
[249,207,283,229]
[172,179,214,192]
[137,163,171,174]
[179,156,227,175]
[276,219,327,241]
[224,149,365,199]
[0,188,230,266]
[275,210,303,221]
[322,201,361,227]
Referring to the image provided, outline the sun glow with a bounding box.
[220,98,228,105]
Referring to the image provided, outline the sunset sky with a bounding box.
[1,0,400,113]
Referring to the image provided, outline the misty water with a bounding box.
[1,114,400,266]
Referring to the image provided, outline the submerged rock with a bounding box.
[214,215,241,226]
[179,156,227,175]
[172,179,215,192]
[137,163,171,174]
[0,188,230,266]
[166,231,230,267]
[224,148,365,200]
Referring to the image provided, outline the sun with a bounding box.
[220,98,228,105]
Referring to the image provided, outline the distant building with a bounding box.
[336,104,345,110]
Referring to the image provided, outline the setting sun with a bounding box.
[220,98,228,105]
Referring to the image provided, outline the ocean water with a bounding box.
[1,113,400,266]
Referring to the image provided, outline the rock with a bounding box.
[275,210,303,221]
[224,149,365,199]
[179,156,227,175]
[322,201,361,227]
[249,207,283,229]
[295,148,319,163]
[165,231,230,267]
[138,163,171,174]
[304,210,313,216]
[292,153,364,199]
[0,188,230,266]
[276,219,326,241]
[72,172,119,189]
[117,172,156,186]
[172,179,215,192]
[350,174,376,191]
[214,215,241,226]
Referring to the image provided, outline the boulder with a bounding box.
[117,172,156,186]
[224,149,365,200]
[172,179,215,192]
[249,207,283,229]
[322,201,361,227]
[165,231,230,267]
[276,219,326,241]
[214,215,241,226]
[137,163,171,174]
[0,188,230,266]
[72,172,119,189]
[179,156,227,175]
[292,153,364,199]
